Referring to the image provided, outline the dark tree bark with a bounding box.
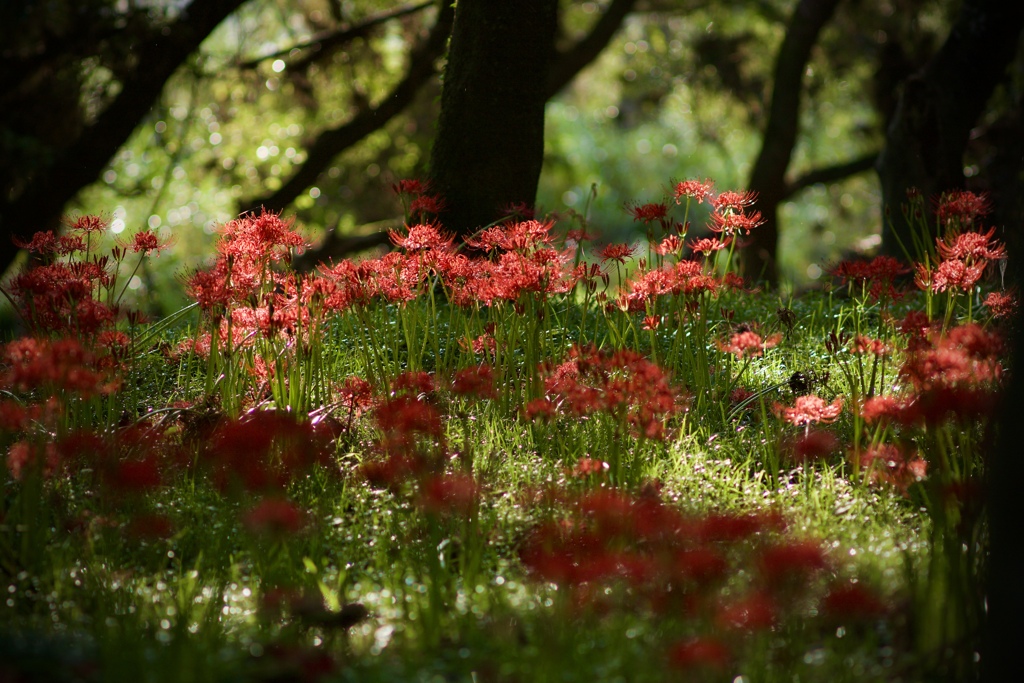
[0,0,247,276]
[742,0,842,285]
[878,0,1024,256]
[428,0,559,238]
[985,208,1024,681]
[240,1,455,216]
[291,0,636,267]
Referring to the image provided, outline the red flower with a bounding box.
[392,178,430,196]
[820,582,887,621]
[786,429,840,461]
[688,236,729,255]
[712,190,758,212]
[672,178,715,204]
[925,258,986,293]
[775,395,843,427]
[12,230,58,254]
[451,364,497,399]
[388,223,454,252]
[717,592,776,630]
[418,473,479,516]
[122,230,167,254]
[935,189,989,226]
[407,194,447,218]
[642,315,661,330]
[667,637,730,671]
[718,330,780,359]
[984,290,1017,319]
[626,201,669,224]
[936,227,1005,262]
[708,209,764,235]
[759,540,827,585]
[242,498,306,536]
[597,243,635,264]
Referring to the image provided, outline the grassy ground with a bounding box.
[0,193,1004,682]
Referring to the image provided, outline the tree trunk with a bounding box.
[743,0,841,285]
[428,0,559,238]
[878,0,1024,257]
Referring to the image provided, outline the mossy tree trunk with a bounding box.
[428,0,559,238]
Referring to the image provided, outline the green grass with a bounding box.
[0,208,1003,682]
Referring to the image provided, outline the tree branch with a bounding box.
[240,1,455,216]
[547,0,637,97]
[782,151,879,199]
[0,0,248,272]
[236,1,433,71]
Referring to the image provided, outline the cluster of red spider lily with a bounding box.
[518,487,886,674]
[0,177,1011,681]
[524,345,685,440]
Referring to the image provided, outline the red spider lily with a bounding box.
[936,226,1005,262]
[717,591,777,630]
[859,395,907,423]
[626,201,669,224]
[388,223,454,252]
[759,539,827,582]
[696,511,785,543]
[708,209,764,236]
[900,323,1003,392]
[407,194,446,218]
[451,364,497,399]
[361,454,422,489]
[6,440,60,481]
[374,395,444,448]
[642,315,661,331]
[775,395,843,427]
[217,209,306,262]
[829,256,909,304]
[672,178,715,204]
[12,230,59,254]
[119,230,168,255]
[242,497,306,536]
[673,547,729,584]
[984,290,1017,319]
[391,371,435,397]
[203,412,337,493]
[126,514,176,540]
[417,473,479,516]
[857,443,926,491]
[463,219,556,254]
[2,337,119,397]
[935,189,990,226]
[667,637,730,671]
[717,330,781,359]
[572,457,608,478]
[392,178,430,196]
[540,346,683,439]
[67,214,109,234]
[688,236,729,255]
[712,190,758,212]
[655,234,682,255]
[850,335,889,356]
[0,399,41,432]
[820,582,888,621]
[730,386,756,409]
[785,428,840,462]
[597,242,635,264]
[918,258,985,293]
[522,397,557,421]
